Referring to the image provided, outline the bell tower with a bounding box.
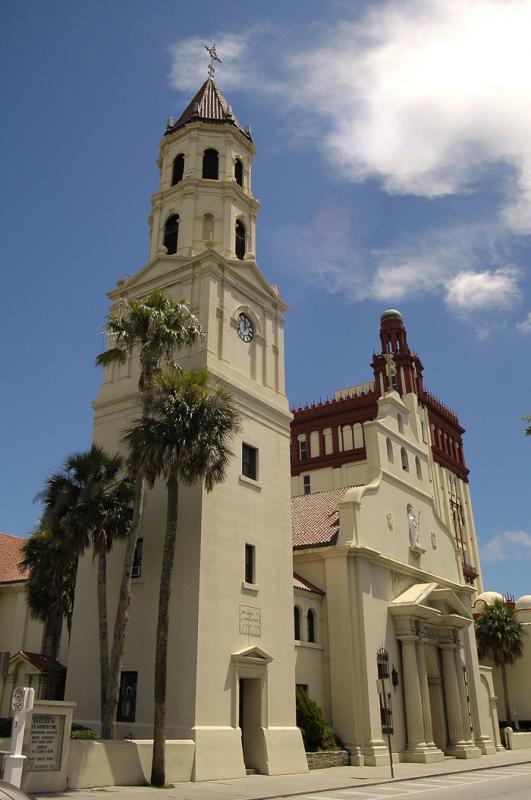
[65,66,307,782]
[148,78,259,263]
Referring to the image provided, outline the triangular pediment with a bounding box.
[108,250,285,309]
[231,645,273,663]
[389,582,472,624]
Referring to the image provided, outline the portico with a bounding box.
[390,583,486,761]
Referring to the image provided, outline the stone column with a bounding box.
[454,645,473,743]
[418,645,435,746]
[441,643,466,747]
[401,638,426,752]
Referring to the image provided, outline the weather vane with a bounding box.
[204,43,221,79]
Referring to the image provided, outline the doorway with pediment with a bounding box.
[232,647,271,774]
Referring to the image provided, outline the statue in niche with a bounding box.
[407,504,420,546]
[383,352,398,392]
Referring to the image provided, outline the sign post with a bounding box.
[377,647,394,778]
[3,686,35,788]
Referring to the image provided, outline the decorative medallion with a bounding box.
[12,686,25,712]
[391,570,418,598]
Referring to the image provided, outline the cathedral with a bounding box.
[0,73,506,784]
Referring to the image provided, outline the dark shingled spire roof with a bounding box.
[165,78,250,138]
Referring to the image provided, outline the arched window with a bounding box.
[171,154,184,185]
[415,456,422,480]
[202,213,214,241]
[400,447,409,472]
[342,424,353,451]
[307,609,316,643]
[235,220,246,259]
[294,606,301,640]
[202,148,219,179]
[234,158,243,187]
[163,214,179,254]
[397,414,404,434]
[386,437,394,463]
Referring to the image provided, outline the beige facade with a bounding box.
[64,79,307,781]
[293,389,498,764]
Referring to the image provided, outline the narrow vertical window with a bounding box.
[163,214,179,254]
[242,443,258,480]
[307,609,316,643]
[117,671,138,723]
[294,607,301,640]
[132,538,143,578]
[171,154,184,185]
[415,457,422,480]
[244,543,255,584]
[397,414,404,433]
[202,148,219,179]
[401,447,409,472]
[234,158,243,186]
[386,437,394,463]
[303,475,311,495]
[235,220,246,259]
[299,439,307,460]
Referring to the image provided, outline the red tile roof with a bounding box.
[293,573,325,595]
[15,651,66,672]
[167,78,248,136]
[0,532,27,584]
[292,487,362,549]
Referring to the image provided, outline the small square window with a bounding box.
[303,475,311,495]
[242,443,258,480]
[132,538,143,579]
[245,543,255,584]
[117,671,138,723]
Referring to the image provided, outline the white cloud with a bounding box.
[445,267,522,312]
[168,3,529,322]
[482,530,531,563]
[516,312,531,333]
[283,0,531,232]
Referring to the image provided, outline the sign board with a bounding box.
[26,712,65,772]
[239,605,261,637]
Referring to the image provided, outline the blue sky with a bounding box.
[1,0,530,596]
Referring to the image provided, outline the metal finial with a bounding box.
[204,43,221,79]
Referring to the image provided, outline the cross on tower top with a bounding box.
[204,43,221,79]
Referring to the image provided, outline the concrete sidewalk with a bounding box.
[32,748,531,800]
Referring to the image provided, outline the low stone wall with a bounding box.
[306,750,350,769]
[504,727,531,751]
[66,739,195,788]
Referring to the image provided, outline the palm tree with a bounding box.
[19,523,78,699]
[39,445,134,719]
[124,367,240,786]
[96,288,203,738]
[475,598,525,724]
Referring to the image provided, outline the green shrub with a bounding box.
[71,723,99,740]
[296,686,342,751]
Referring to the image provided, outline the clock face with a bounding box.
[237,313,254,342]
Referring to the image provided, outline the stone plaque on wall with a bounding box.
[239,605,261,636]
[26,712,65,772]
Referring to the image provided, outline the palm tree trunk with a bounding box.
[151,474,179,787]
[97,549,109,723]
[501,663,512,725]
[45,602,63,699]
[102,470,146,738]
